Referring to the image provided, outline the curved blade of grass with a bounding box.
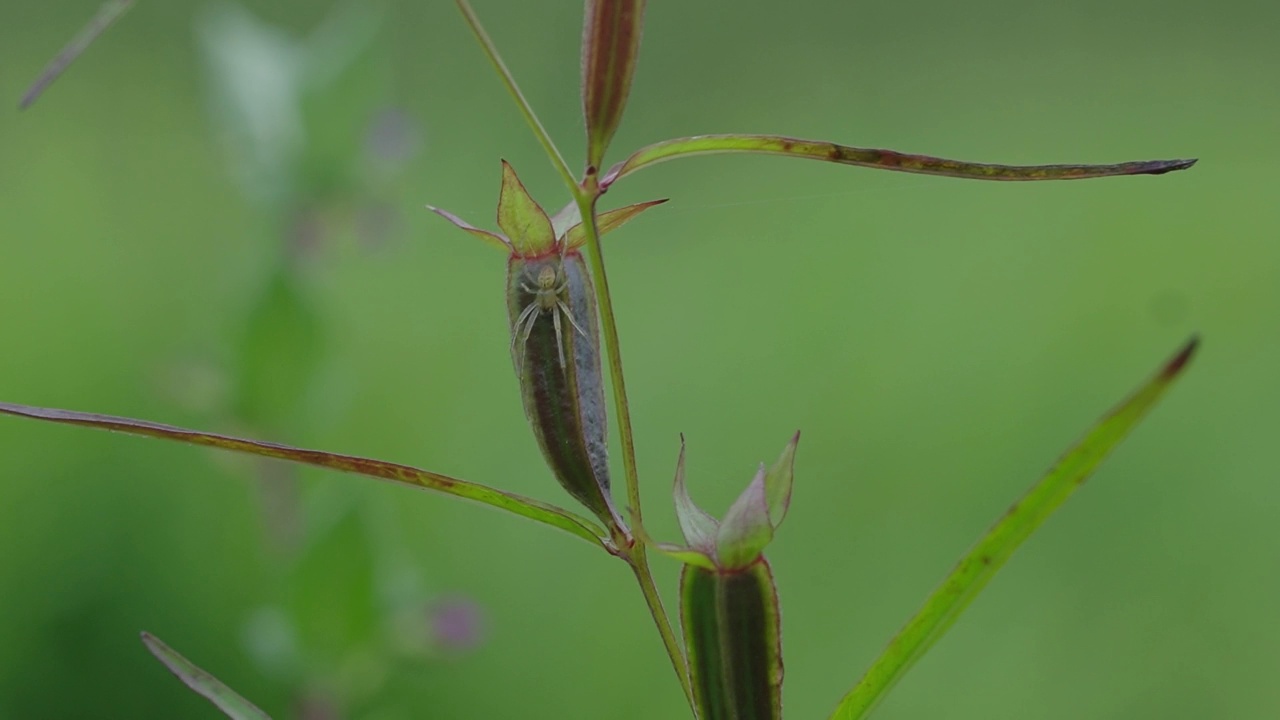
[454,0,577,193]
[0,401,612,551]
[141,632,270,720]
[19,0,135,109]
[600,134,1196,188]
[829,336,1199,720]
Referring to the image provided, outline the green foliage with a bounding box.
[1,0,1210,718]
[831,338,1199,719]
[141,633,269,720]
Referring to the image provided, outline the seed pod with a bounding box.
[427,161,665,534]
[507,249,621,530]
[682,558,783,720]
[636,435,799,720]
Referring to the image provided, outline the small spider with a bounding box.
[511,259,587,372]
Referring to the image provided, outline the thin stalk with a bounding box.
[627,545,695,710]
[454,0,578,192]
[574,185,694,711]
[572,189,642,518]
[453,2,688,706]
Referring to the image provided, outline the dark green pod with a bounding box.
[682,558,783,720]
[507,250,621,531]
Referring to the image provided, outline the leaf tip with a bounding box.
[1148,158,1198,174]
[1162,334,1200,380]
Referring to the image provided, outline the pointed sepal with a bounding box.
[645,433,801,571]
[672,436,719,554]
[497,160,556,256]
[716,464,774,569]
[764,431,799,527]
[563,198,668,249]
[426,205,511,252]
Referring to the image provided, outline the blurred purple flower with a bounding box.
[363,108,421,174]
[429,596,484,653]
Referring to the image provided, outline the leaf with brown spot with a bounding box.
[601,134,1196,188]
[829,336,1200,720]
[0,401,612,551]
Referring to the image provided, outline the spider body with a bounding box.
[511,258,587,371]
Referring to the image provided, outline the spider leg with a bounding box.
[558,300,588,338]
[511,302,539,374]
[552,304,566,369]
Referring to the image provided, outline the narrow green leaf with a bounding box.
[683,559,783,720]
[581,0,647,168]
[0,401,612,551]
[562,198,668,249]
[19,0,134,109]
[140,632,270,720]
[497,160,557,256]
[601,134,1197,188]
[829,336,1200,720]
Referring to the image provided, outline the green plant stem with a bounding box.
[572,190,642,519]
[626,544,695,710]
[574,185,695,712]
[455,1,689,708]
[454,0,577,191]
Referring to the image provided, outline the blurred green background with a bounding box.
[1,0,1277,718]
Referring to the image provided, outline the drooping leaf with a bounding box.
[580,0,647,168]
[0,401,612,551]
[497,160,557,256]
[140,632,270,720]
[763,432,799,528]
[672,437,719,554]
[562,199,668,249]
[715,465,774,569]
[601,134,1197,188]
[829,336,1200,720]
[682,559,783,720]
[19,0,134,109]
[426,205,511,252]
